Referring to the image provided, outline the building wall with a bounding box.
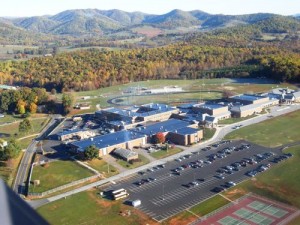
[97,137,145,157]
[168,129,203,145]
[167,132,187,145]
[192,105,228,116]
[142,109,179,122]
[239,106,263,117]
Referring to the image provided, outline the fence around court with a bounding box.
[188,193,253,225]
[189,192,300,225]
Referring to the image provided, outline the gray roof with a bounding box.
[230,103,261,112]
[194,103,227,110]
[293,91,300,98]
[113,148,138,159]
[230,94,266,102]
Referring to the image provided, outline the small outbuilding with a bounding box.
[113,148,139,162]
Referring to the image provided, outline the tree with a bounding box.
[0,139,21,160]
[17,99,26,114]
[19,118,32,133]
[152,132,165,144]
[84,145,99,160]
[62,93,74,114]
[29,102,37,113]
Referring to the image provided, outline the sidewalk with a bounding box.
[134,147,156,162]
[102,154,127,173]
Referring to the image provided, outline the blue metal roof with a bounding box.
[175,127,199,135]
[99,103,176,118]
[132,119,190,136]
[71,130,145,150]
[193,103,227,110]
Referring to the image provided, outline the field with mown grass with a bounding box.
[225,110,300,147]
[29,160,94,193]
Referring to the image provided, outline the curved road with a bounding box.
[28,104,300,208]
[13,115,63,196]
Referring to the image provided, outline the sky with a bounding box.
[1,0,299,17]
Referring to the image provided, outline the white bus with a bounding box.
[112,188,129,200]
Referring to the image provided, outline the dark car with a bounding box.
[211,186,225,193]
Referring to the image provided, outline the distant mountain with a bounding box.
[143,9,201,28]
[12,16,59,33]
[0,9,299,36]
[0,21,47,45]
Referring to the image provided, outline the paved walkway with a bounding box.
[102,154,127,173]
[27,104,300,209]
[134,147,157,162]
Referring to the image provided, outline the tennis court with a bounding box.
[195,193,300,225]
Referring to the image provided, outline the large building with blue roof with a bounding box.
[132,119,203,146]
[70,130,146,157]
[95,103,179,130]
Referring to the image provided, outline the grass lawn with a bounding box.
[0,152,24,187]
[117,154,150,169]
[29,160,94,193]
[59,78,292,115]
[84,159,119,177]
[17,136,38,150]
[37,189,156,225]
[150,147,183,159]
[0,114,21,125]
[115,91,222,105]
[225,110,300,147]
[0,116,50,139]
[202,128,216,141]
[218,114,257,125]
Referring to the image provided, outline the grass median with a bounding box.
[225,109,300,147]
[150,147,183,159]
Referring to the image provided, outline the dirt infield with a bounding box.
[193,193,300,225]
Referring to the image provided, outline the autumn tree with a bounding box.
[29,102,37,113]
[152,132,165,144]
[17,99,26,114]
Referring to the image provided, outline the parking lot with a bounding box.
[104,140,292,222]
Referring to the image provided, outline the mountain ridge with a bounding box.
[0,9,299,37]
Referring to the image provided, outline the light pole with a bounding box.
[162,184,165,200]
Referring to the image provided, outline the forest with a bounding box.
[0,18,299,92]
